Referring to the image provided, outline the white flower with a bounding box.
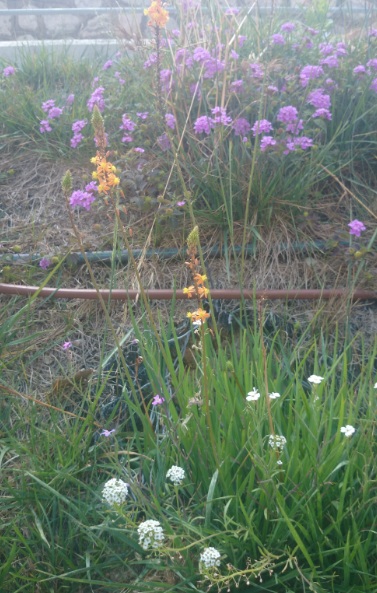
[166,465,185,485]
[269,392,281,399]
[308,375,324,384]
[340,425,356,438]
[102,478,128,505]
[137,520,165,550]
[268,434,287,449]
[277,459,283,465]
[374,382,377,388]
[246,388,260,401]
[199,547,221,570]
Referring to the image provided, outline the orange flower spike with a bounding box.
[144,0,169,28]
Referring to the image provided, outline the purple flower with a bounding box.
[47,107,63,119]
[260,136,277,152]
[121,135,133,143]
[160,68,173,93]
[171,28,180,37]
[271,33,285,45]
[157,133,171,151]
[225,7,240,15]
[348,219,366,237]
[230,79,244,93]
[277,106,299,124]
[369,28,377,37]
[87,87,105,112]
[312,108,332,120]
[370,78,377,93]
[165,113,176,129]
[294,136,313,150]
[103,59,113,70]
[319,42,334,56]
[306,26,319,36]
[320,55,339,69]
[267,84,279,94]
[100,428,116,436]
[120,114,136,132]
[194,115,215,135]
[114,71,126,85]
[72,119,87,133]
[42,99,55,113]
[70,133,84,148]
[249,63,264,79]
[3,65,15,77]
[336,42,347,56]
[307,89,331,110]
[176,201,186,207]
[211,106,232,126]
[39,257,52,269]
[285,119,304,134]
[367,59,377,71]
[62,341,72,350]
[39,120,52,133]
[353,65,366,75]
[134,147,145,153]
[300,65,324,87]
[66,94,75,105]
[203,58,225,79]
[230,49,239,60]
[252,119,273,136]
[193,46,211,63]
[85,181,98,193]
[281,22,295,32]
[238,35,247,47]
[232,118,251,137]
[143,52,157,69]
[137,112,149,119]
[152,394,165,406]
[69,190,96,211]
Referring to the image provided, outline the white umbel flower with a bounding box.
[340,425,356,438]
[166,465,185,485]
[308,374,324,384]
[102,478,128,505]
[268,434,287,449]
[246,388,260,401]
[199,547,221,570]
[137,520,165,550]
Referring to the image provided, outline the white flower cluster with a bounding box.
[308,374,324,384]
[166,465,185,485]
[137,520,165,550]
[340,425,356,438]
[199,546,221,570]
[268,434,287,449]
[102,478,128,505]
[246,388,260,401]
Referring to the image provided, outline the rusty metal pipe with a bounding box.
[0,283,376,301]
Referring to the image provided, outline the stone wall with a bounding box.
[0,1,374,42]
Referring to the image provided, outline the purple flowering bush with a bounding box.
[1,8,377,221]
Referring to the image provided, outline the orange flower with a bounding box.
[193,273,207,284]
[144,0,169,28]
[183,286,196,298]
[187,308,211,323]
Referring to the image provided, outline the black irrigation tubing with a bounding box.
[0,240,352,266]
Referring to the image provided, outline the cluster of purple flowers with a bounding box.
[39,99,64,133]
[69,182,98,211]
[3,65,15,77]
[70,119,88,148]
[120,114,137,143]
[87,87,105,112]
